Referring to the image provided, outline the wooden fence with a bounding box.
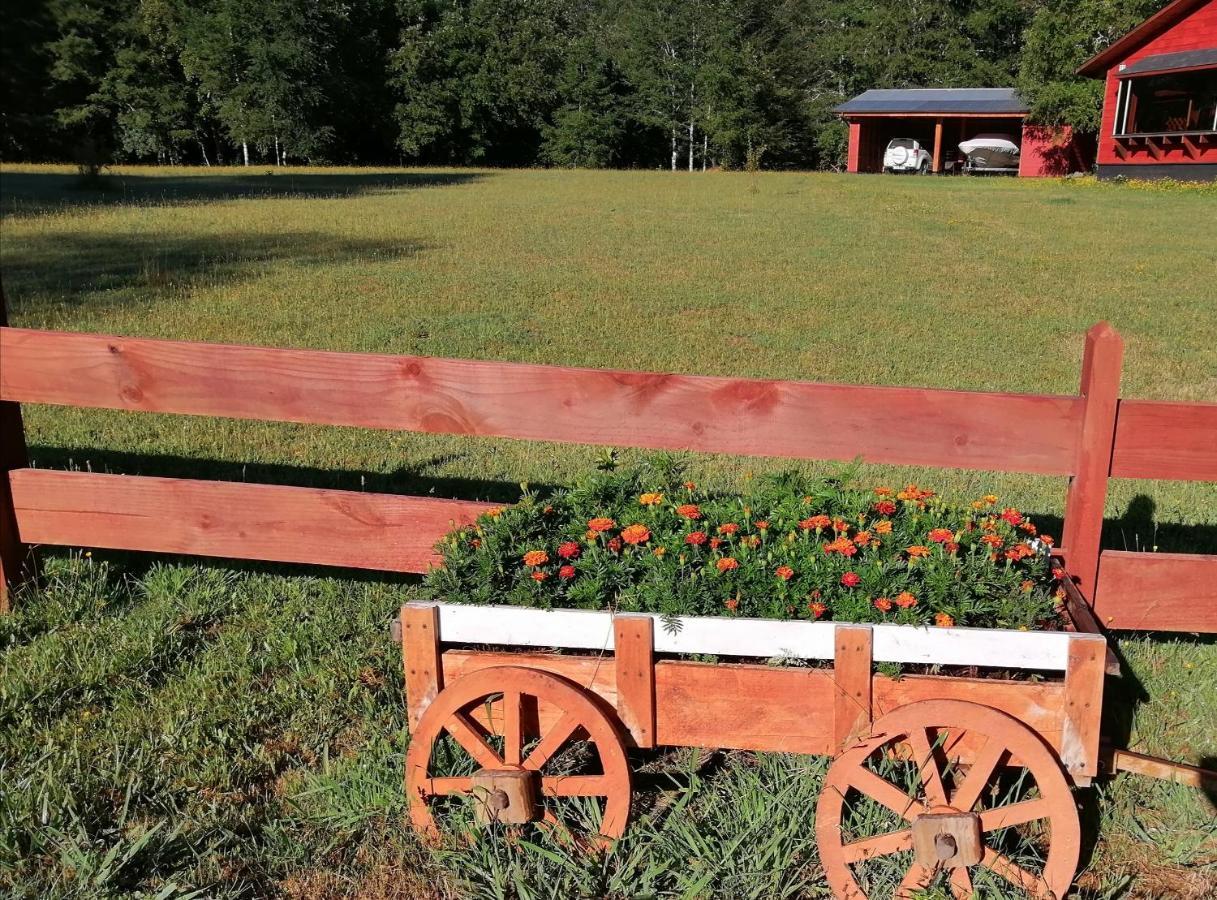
[1,319,1215,631]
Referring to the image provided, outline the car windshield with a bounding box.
[887,139,915,149]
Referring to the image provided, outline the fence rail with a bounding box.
[1,321,1214,632]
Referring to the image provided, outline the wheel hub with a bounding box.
[471,767,539,825]
[911,807,983,868]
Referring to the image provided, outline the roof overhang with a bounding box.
[1116,47,1217,76]
[1077,0,1212,77]
[833,88,1028,117]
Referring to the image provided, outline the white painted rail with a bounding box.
[413,602,1084,671]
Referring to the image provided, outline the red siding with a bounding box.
[1096,0,1217,166]
[1019,125,1092,176]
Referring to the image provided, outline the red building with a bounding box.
[835,88,1091,177]
[1079,0,1217,180]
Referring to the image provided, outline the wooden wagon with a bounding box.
[3,313,1216,899]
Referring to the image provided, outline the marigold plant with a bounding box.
[423,459,1062,630]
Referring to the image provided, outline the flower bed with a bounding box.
[423,461,1064,631]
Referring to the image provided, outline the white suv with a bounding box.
[883,138,932,174]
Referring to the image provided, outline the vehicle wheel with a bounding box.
[406,666,632,848]
[918,160,930,175]
[816,699,1080,900]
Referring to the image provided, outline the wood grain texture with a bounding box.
[1061,323,1124,601]
[833,625,873,750]
[0,327,1084,474]
[1111,399,1217,481]
[1060,635,1107,781]
[8,469,493,573]
[613,615,656,748]
[402,605,443,729]
[1094,550,1217,632]
[0,302,31,612]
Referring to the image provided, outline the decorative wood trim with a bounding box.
[402,604,443,729]
[613,615,656,748]
[1060,635,1107,782]
[833,625,874,750]
[1061,323,1124,602]
[0,295,31,613]
[0,327,1084,475]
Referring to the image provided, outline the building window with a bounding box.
[1115,68,1217,135]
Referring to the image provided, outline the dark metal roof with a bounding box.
[834,88,1028,116]
[1120,47,1217,76]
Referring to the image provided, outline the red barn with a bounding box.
[1079,0,1217,180]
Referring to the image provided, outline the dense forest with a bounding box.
[0,0,1167,169]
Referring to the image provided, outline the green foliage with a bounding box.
[424,459,1061,629]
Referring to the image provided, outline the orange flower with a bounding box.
[873,500,897,516]
[587,517,616,532]
[1040,535,1055,547]
[853,530,871,545]
[585,529,598,541]
[934,612,954,627]
[928,528,954,544]
[874,520,893,535]
[717,523,740,535]
[840,572,861,587]
[639,492,664,506]
[874,486,894,497]
[980,534,1004,548]
[874,597,893,613]
[754,520,770,530]
[775,565,794,581]
[800,514,832,531]
[895,591,917,608]
[743,534,761,548]
[653,546,667,558]
[832,518,850,533]
[808,601,828,619]
[677,504,702,520]
[523,550,549,567]
[983,494,998,505]
[1000,507,1023,526]
[559,565,576,580]
[683,481,697,491]
[905,545,931,558]
[557,541,581,560]
[724,598,739,611]
[621,524,651,545]
[823,536,858,557]
[1019,521,1037,535]
[1020,579,1034,593]
[685,531,708,546]
[531,570,548,582]
[716,557,739,573]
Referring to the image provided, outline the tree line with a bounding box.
[0,0,1168,170]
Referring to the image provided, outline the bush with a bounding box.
[423,459,1063,630]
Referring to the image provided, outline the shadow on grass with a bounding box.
[2,229,426,322]
[0,169,485,218]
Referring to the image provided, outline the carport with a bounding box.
[835,88,1029,174]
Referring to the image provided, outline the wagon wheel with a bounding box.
[406,666,631,848]
[816,700,1080,900]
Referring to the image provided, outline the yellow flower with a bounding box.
[639,492,664,506]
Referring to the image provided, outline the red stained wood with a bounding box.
[0,327,1084,474]
[1094,550,1217,632]
[1111,399,1217,481]
[402,605,443,729]
[1061,636,1107,781]
[833,625,873,750]
[7,468,493,573]
[1061,323,1124,601]
[613,615,656,748]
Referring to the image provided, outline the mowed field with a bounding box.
[1,165,1215,898]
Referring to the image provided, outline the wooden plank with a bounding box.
[402,604,443,729]
[1052,561,1120,675]
[1111,399,1217,481]
[833,625,873,749]
[613,615,656,748]
[1093,550,1217,632]
[1060,635,1107,782]
[8,469,493,573]
[1109,749,1217,790]
[0,327,1084,475]
[430,603,1075,671]
[1061,322,1124,601]
[0,298,31,612]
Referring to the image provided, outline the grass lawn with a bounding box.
[1,165,1215,898]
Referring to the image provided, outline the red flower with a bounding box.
[469,538,481,549]
[754,520,770,530]
[685,531,708,546]
[709,537,723,550]
[823,537,858,557]
[775,565,794,581]
[841,572,861,588]
[800,514,832,531]
[873,500,897,516]
[557,541,581,560]
[587,517,616,532]
[717,523,739,535]
[928,528,954,544]
[531,570,548,582]
[677,504,702,520]
[724,598,739,611]
[1000,508,1023,526]
[874,597,893,613]
[607,537,623,553]
[558,564,576,580]
[808,601,828,619]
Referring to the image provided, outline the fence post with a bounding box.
[1061,322,1123,603]
[0,289,33,612]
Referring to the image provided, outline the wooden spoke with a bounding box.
[907,727,948,807]
[950,736,1006,812]
[406,666,632,845]
[948,866,973,899]
[503,690,523,766]
[848,766,926,821]
[981,847,1052,896]
[817,700,1081,900]
[522,710,580,771]
[444,711,502,770]
[841,828,913,863]
[419,776,475,797]
[541,775,611,797]
[979,797,1051,831]
[894,862,933,900]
